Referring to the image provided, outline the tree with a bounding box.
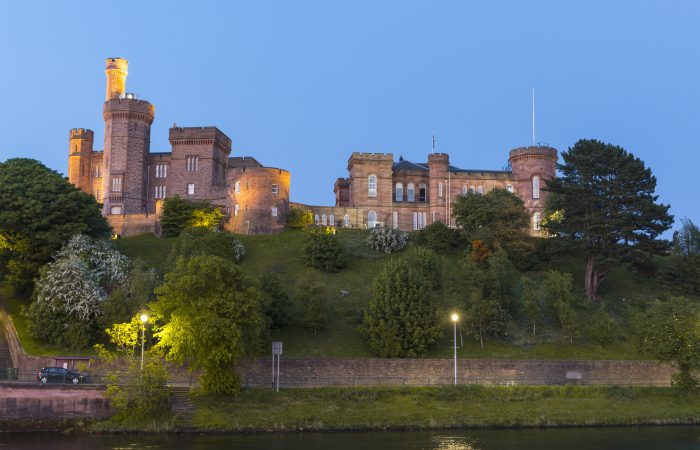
[360,259,441,357]
[286,207,314,229]
[542,271,578,343]
[544,139,673,301]
[152,255,264,395]
[295,277,328,333]
[464,291,509,349]
[672,218,700,257]
[411,221,464,254]
[302,226,346,272]
[367,226,408,254]
[634,297,700,391]
[167,226,245,268]
[260,272,293,329]
[0,158,110,292]
[451,188,530,244]
[521,278,541,337]
[160,196,221,237]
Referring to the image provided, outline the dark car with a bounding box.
[36,367,86,384]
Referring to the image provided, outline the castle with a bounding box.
[68,58,557,235]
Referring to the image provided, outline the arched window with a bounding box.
[462,185,468,195]
[395,183,403,202]
[368,210,378,228]
[407,183,415,202]
[477,186,484,195]
[418,183,427,202]
[506,184,514,193]
[532,176,540,199]
[533,212,541,231]
[314,214,320,225]
[344,214,350,227]
[469,185,475,194]
[368,174,377,197]
[321,214,327,225]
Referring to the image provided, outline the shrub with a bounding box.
[295,277,328,333]
[260,272,293,329]
[167,227,245,268]
[411,221,464,254]
[367,226,408,254]
[160,196,222,237]
[303,227,346,273]
[286,207,314,229]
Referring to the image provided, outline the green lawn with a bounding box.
[191,385,700,431]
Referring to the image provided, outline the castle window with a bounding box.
[506,184,514,193]
[315,214,320,225]
[418,183,427,202]
[368,210,378,228]
[187,183,195,195]
[462,185,467,195]
[329,214,335,226]
[407,183,415,202]
[234,181,240,194]
[95,166,102,178]
[322,214,327,225]
[395,183,403,202]
[532,176,540,199]
[272,184,279,194]
[368,174,377,197]
[234,204,240,216]
[155,164,167,178]
[186,156,199,172]
[413,212,426,230]
[344,214,350,227]
[111,176,122,192]
[439,183,444,197]
[469,185,475,194]
[94,189,101,201]
[155,185,166,199]
[477,186,484,195]
[272,206,278,217]
[392,211,398,229]
[533,212,541,231]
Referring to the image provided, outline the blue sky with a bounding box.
[1,1,698,231]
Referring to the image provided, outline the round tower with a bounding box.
[226,167,291,234]
[68,128,94,193]
[508,145,558,231]
[105,57,128,101]
[427,153,449,224]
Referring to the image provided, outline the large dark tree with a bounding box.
[544,140,673,301]
[0,158,110,292]
[451,188,530,244]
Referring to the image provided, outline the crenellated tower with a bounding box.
[508,145,558,229]
[102,57,155,215]
[67,128,94,192]
[427,153,449,225]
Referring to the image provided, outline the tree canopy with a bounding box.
[451,188,530,244]
[544,139,673,301]
[0,158,110,292]
[160,196,223,237]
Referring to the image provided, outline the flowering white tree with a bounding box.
[367,226,408,254]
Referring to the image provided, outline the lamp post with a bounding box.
[451,313,459,385]
[140,313,148,370]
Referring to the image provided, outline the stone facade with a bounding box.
[68,57,557,236]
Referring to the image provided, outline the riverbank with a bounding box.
[187,385,699,432]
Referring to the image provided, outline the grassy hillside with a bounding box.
[112,229,695,360]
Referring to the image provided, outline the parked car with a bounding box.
[36,367,87,384]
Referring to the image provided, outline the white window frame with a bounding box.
[322,214,327,225]
[533,212,541,231]
[439,182,444,197]
[329,214,335,226]
[186,156,199,172]
[392,211,398,228]
[234,204,240,216]
[368,210,377,228]
[462,185,467,195]
[343,214,350,227]
[477,185,484,195]
[234,181,240,194]
[395,183,403,202]
[94,166,102,178]
[469,185,475,194]
[187,183,195,195]
[506,184,514,193]
[111,176,122,192]
[315,214,320,225]
[272,184,279,194]
[271,206,278,217]
[368,174,377,197]
[418,183,427,202]
[407,183,415,202]
[532,176,540,199]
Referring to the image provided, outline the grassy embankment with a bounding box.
[113,230,680,360]
[189,385,700,432]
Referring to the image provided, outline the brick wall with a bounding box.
[0,386,110,420]
[239,357,675,388]
[226,167,290,233]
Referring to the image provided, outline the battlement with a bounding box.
[69,128,94,140]
[428,153,449,163]
[169,126,232,151]
[103,96,155,120]
[105,57,128,71]
[349,152,394,162]
[508,145,558,161]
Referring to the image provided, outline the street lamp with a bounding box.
[140,313,148,370]
[451,313,459,385]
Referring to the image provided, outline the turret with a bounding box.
[68,128,94,192]
[105,57,128,101]
[427,153,449,224]
[508,145,558,232]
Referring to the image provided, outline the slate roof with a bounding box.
[392,159,511,174]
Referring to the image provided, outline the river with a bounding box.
[1,427,700,449]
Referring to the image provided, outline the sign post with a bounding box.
[272,341,283,392]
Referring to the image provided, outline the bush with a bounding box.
[295,277,328,333]
[404,247,441,289]
[367,226,408,254]
[160,196,223,237]
[260,272,293,329]
[167,227,245,267]
[303,227,346,273]
[589,307,615,345]
[411,221,464,254]
[286,207,314,229]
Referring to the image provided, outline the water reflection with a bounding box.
[432,436,479,450]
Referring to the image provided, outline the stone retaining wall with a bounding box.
[0,386,110,419]
[239,357,675,388]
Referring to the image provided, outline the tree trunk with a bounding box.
[532,320,536,337]
[479,321,484,349]
[585,256,610,302]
